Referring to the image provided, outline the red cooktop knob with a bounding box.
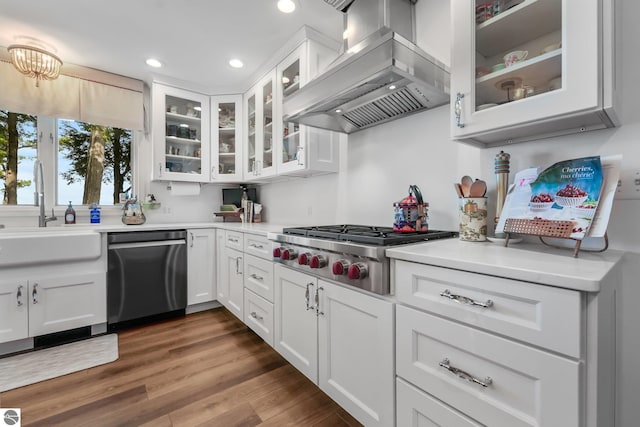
[348,263,369,280]
[310,255,327,269]
[332,260,349,275]
[298,252,310,265]
[272,247,282,258]
[281,248,297,260]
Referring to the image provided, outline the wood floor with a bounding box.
[0,308,362,427]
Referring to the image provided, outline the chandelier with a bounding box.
[7,44,63,87]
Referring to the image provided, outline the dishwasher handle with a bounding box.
[108,239,186,250]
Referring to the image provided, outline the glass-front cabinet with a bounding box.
[244,71,277,180]
[152,84,211,181]
[211,95,243,182]
[451,0,619,146]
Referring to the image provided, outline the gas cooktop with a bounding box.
[282,224,455,246]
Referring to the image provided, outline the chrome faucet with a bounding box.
[34,160,57,227]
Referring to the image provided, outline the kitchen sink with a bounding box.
[0,229,102,267]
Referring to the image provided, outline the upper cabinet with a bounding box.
[245,71,277,181]
[211,95,243,182]
[275,42,340,177]
[451,0,620,146]
[152,84,211,181]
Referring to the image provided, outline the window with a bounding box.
[1,109,132,207]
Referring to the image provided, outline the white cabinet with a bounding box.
[216,231,228,306]
[274,264,394,427]
[244,288,274,347]
[152,83,211,181]
[1,271,106,344]
[274,42,340,176]
[450,0,620,146]
[243,254,274,302]
[244,71,277,180]
[393,257,618,427]
[211,95,243,182]
[187,229,216,306]
[224,247,244,320]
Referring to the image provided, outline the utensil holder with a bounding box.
[459,198,488,241]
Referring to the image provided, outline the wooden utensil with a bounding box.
[470,179,487,197]
[460,176,473,197]
[454,183,464,198]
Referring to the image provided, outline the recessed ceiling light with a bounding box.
[278,0,296,13]
[229,59,244,68]
[146,58,162,68]
[388,85,397,90]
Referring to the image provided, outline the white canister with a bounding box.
[459,197,488,241]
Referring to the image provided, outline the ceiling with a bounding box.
[0,0,343,93]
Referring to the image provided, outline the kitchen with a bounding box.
[0,0,639,426]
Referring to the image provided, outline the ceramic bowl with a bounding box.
[555,195,588,207]
[504,50,528,67]
[529,201,555,211]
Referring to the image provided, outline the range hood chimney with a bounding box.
[283,0,450,134]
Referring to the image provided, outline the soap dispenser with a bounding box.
[65,201,76,224]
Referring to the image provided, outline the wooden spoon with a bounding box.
[454,183,464,198]
[470,179,487,197]
[460,176,473,197]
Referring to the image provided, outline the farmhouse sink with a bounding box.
[0,229,102,267]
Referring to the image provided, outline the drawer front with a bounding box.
[397,378,483,427]
[243,254,274,302]
[244,289,274,347]
[243,233,272,260]
[395,260,581,357]
[224,230,243,251]
[396,305,580,427]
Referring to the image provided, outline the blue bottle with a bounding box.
[90,203,101,224]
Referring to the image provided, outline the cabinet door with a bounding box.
[152,84,211,182]
[451,0,605,144]
[187,229,216,305]
[225,247,244,320]
[211,95,243,182]
[243,254,274,302]
[317,280,394,427]
[396,305,580,427]
[29,272,106,337]
[274,264,318,383]
[0,279,29,343]
[216,231,229,306]
[245,71,277,180]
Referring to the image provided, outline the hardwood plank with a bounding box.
[193,401,262,427]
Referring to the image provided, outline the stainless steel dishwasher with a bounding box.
[107,230,187,327]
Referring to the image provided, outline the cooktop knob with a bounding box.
[348,263,369,280]
[298,252,311,265]
[310,255,327,268]
[332,259,350,275]
[281,248,297,260]
[272,247,282,258]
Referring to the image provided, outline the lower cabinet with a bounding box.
[187,228,216,305]
[244,288,274,347]
[274,264,394,427]
[0,271,106,343]
[224,247,244,320]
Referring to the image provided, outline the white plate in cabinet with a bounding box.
[224,231,243,251]
[243,254,274,302]
[395,261,581,358]
[244,289,274,347]
[396,305,580,427]
[243,233,272,260]
[397,378,483,427]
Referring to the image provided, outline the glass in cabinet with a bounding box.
[211,95,243,182]
[451,0,619,146]
[152,84,211,181]
[244,71,277,180]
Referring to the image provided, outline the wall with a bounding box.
[260,1,639,425]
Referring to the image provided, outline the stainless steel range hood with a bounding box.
[283,0,450,134]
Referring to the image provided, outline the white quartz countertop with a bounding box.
[386,238,625,292]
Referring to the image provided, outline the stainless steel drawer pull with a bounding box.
[250,273,264,281]
[229,238,239,243]
[316,286,324,316]
[454,92,465,128]
[17,285,24,307]
[32,283,39,304]
[250,311,264,321]
[305,283,314,310]
[439,358,492,388]
[249,243,264,249]
[440,289,493,308]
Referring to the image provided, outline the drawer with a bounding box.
[396,305,580,427]
[244,288,274,347]
[243,233,272,260]
[395,260,581,358]
[397,378,482,427]
[243,254,274,302]
[224,231,243,251]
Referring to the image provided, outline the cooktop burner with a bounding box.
[283,224,455,246]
